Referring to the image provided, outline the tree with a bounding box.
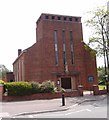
[98,66,106,84]
[0,64,10,80]
[85,7,109,54]
[85,6,109,80]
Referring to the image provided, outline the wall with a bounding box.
[0,84,4,101]
[3,91,79,101]
[93,85,107,95]
[83,45,98,90]
[13,13,99,91]
[5,72,14,82]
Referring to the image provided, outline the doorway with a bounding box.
[61,77,71,89]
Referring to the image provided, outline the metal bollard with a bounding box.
[62,93,65,106]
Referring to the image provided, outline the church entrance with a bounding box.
[61,77,71,89]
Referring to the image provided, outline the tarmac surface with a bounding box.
[0,91,108,118]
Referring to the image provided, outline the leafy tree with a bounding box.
[85,6,109,78]
[98,66,105,84]
[0,64,10,80]
[85,6,109,56]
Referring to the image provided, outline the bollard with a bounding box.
[62,93,65,106]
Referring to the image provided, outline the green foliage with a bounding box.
[84,6,109,57]
[5,82,32,96]
[61,88,66,93]
[98,66,105,83]
[99,85,106,90]
[0,64,10,79]
[40,80,55,93]
[4,80,55,96]
[0,80,5,85]
[98,66,109,85]
[31,81,40,94]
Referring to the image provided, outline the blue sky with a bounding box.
[0,0,108,70]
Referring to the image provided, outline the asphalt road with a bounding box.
[12,96,107,118]
[0,94,108,119]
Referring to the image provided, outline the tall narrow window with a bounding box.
[54,30,58,65]
[62,30,67,65]
[70,31,74,64]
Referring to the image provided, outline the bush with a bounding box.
[40,80,55,93]
[4,80,56,96]
[0,80,5,85]
[5,82,32,96]
[31,81,40,94]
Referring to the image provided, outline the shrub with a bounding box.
[40,80,55,93]
[5,82,32,96]
[0,80,5,85]
[31,81,40,94]
[61,88,66,93]
[4,80,56,96]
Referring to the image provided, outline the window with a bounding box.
[62,31,67,65]
[64,17,66,20]
[88,76,94,82]
[75,18,78,22]
[70,31,74,64]
[58,16,61,20]
[54,30,58,65]
[54,30,57,44]
[69,17,72,21]
[63,52,66,65]
[45,16,49,19]
[62,31,65,43]
[52,16,55,20]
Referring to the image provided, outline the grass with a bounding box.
[98,85,106,90]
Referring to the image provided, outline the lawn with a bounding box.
[98,85,106,90]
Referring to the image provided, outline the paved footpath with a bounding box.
[0,93,107,118]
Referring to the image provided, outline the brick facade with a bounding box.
[13,13,98,90]
[5,72,14,82]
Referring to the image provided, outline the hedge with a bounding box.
[0,80,5,85]
[4,80,55,96]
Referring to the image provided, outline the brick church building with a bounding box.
[13,13,98,90]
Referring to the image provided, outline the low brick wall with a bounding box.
[0,84,4,101]
[93,85,108,95]
[98,90,107,95]
[3,90,80,101]
[94,89,107,95]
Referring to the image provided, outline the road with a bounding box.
[12,96,107,118]
[0,94,108,119]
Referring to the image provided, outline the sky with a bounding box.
[0,0,108,71]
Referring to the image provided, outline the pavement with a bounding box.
[0,91,107,118]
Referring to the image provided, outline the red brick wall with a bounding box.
[3,91,80,101]
[13,52,25,82]
[83,46,98,90]
[13,13,98,90]
[5,72,14,82]
[23,15,86,84]
[0,85,4,100]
